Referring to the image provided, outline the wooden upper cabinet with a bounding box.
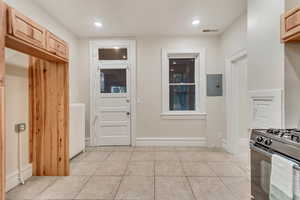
[5,6,69,62]
[46,31,69,59]
[8,8,46,48]
[281,6,300,42]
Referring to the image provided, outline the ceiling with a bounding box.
[32,0,246,38]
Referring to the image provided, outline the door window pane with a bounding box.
[169,85,195,111]
[100,69,127,93]
[98,48,127,60]
[169,58,195,83]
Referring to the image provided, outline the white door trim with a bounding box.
[89,39,137,146]
[225,49,247,154]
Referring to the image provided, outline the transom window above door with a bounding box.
[98,48,128,60]
[161,49,207,119]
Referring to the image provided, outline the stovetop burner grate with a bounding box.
[265,129,300,143]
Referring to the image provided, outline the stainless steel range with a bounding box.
[250,129,300,200]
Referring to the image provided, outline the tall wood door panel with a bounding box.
[0,0,6,198]
[29,57,69,176]
[0,86,4,200]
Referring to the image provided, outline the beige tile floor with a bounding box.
[6,146,251,200]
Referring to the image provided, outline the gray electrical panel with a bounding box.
[207,74,223,96]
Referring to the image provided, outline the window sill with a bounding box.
[160,112,207,120]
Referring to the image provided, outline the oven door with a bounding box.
[250,143,272,200]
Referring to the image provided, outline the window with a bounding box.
[98,48,127,60]
[169,58,196,111]
[161,49,206,119]
[100,69,127,93]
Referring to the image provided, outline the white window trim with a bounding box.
[161,48,207,119]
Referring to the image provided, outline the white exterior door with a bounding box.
[91,40,135,146]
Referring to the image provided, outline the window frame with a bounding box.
[161,49,207,119]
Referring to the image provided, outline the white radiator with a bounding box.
[70,103,85,159]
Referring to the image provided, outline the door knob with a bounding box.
[126,99,130,103]
[126,112,131,116]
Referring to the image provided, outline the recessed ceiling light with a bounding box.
[192,19,200,26]
[114,46,120,49]
[94,22,103,27]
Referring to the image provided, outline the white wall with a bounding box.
[221,14,247,59]
[2,0,248,147]
[285,0,300,128]
[136,36,223,143]
[5,50,31,191]
[286,0,300,10]
[79,35,226,146]
[247,0,285,91]
[78,40,91,139]
[285,44,300,128]
[220,14,247,141]
[4,0,81,103]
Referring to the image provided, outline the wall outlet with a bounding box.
[15,123,26,133]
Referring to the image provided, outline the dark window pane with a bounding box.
[169,85,195,111]
[98,48,127,60]
[169,58,195,83]
[100,69,127,93]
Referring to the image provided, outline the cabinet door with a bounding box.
[285,10,300,32]
[9,8,46,48]
[281,7,300,42]
[46,31,68,59]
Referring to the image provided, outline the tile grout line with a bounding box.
[112,150,133,200]
[73,150,113,199]
[73,175,93,199]
[177,151,197,200]
[30,176,59,200]
[8,147,250,200]
[217,175,240,200]
[31,150,89,200]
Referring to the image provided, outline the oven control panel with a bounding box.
[255,136,272,146]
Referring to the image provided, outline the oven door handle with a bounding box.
[250,143,272,158]
[251,144,300,171]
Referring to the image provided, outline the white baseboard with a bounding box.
[222,139,228,150]
[6,164,32,192]
[135,137,206,146]
[239,138,249,147]
[85,137,91,146]
[222,138,249,154]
